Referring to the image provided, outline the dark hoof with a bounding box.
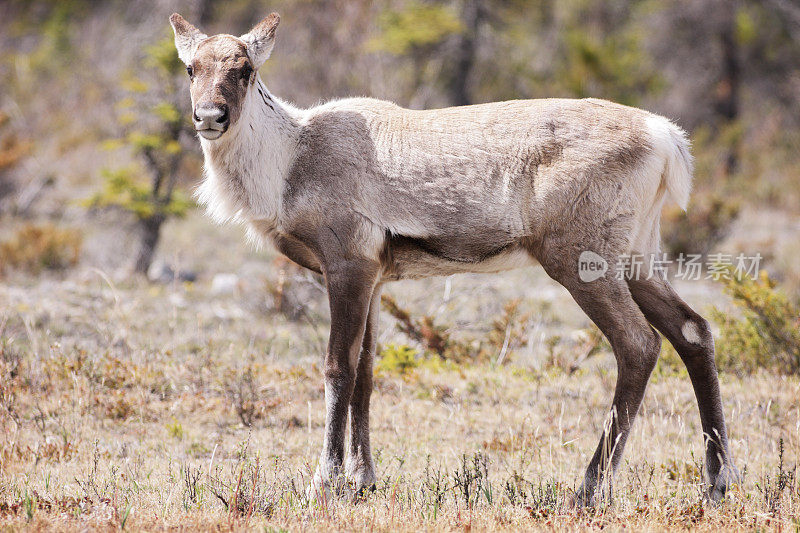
[705,465,740,504]
[569,487,600,509]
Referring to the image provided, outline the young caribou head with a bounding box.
[169,12,280,140]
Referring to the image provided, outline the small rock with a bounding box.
[148,261,197,283]
[210,273,240,295]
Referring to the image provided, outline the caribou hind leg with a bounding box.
[536,243,661,506]
[627,275,738,502]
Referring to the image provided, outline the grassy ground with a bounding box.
[1,215,798,531]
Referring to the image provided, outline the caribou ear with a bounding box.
[169,13,207,65]
[240,13,280,69]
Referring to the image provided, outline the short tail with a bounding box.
[645,115,694,210]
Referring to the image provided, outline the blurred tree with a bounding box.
[556,1,661,106]
[651,0,800,171]
[0,0,88,214]
[460,0,661,105]
[715,9,740,175]
[87,36,194,275]
[368,0,464,106]
[655,0,800,254]
[442,0,486,106]
[370,1,464,57]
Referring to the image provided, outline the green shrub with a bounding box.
[166,418,185,440]
[380,295,532,364]
[376,343,419,375]
[662,196,740,256]
[711,269,800,375]
[85,166,191,220]
[381,295,452,358]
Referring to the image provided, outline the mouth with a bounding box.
[197,128,225,140]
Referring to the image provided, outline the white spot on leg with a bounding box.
[681,321,702,344]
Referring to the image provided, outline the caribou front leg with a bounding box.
[308,259,379,502]
[345,284,381,495]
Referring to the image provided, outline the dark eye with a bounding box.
[241,63,253,81]
[186,65,194,78]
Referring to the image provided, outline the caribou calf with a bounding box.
[170,12,738,505]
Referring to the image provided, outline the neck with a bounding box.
[196,76,302,228]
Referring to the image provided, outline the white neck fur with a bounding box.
[195,77,303,231]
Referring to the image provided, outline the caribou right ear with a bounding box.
[169,13,207,65]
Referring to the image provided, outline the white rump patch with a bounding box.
[681,321,702,345]
[645,114,694,210]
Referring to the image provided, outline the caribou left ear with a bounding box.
[169,13,207,65]
[240,13,280,69]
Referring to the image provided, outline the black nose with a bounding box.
[193,103,229,131]
[216,105,229,124]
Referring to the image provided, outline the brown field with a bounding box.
[1,214,798,532]
[2,1,800,530]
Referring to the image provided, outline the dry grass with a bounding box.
[0,217,798,531]
[0,223,82,275]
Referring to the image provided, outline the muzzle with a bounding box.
[193,102,229,140]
